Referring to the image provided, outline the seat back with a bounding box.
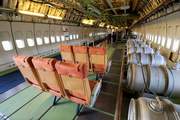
[13,55,46,91]
[32,57,67,98]
[73,46,90,70]
[89,47,107,74]
[55,62,91,105]
[59,45,75,63]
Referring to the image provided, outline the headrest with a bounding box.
[89,47,106,55]
[55,61,88,79]
[59,45,73,52]
[73,46,88,54]
[13,55,34,68]
[32,57,57,72]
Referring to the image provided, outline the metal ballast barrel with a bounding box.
[128,97,180,120]
[127,53,166,66]
[127,64,180,98]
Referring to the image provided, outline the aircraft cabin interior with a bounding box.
[0,0,180,120]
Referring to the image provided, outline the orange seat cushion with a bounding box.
[59,45,73,52]
[13,55,34,68]
[73,46,88,54]
[92,64,106,74]
[89,47,106,55]
[32,57,57,71]
[55,61,88,79]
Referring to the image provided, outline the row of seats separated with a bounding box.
[59,45,112,74]
[13,55,102,118]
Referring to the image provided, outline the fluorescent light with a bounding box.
[89,22,93,25]
[120,6,130,10]
[48,15,62,20]
[19,10,44,17]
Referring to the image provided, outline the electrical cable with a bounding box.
[134,45,162,105]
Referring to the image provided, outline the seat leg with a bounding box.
[96,74,101,80]
[96,74,99,80]
[73,104,83,120]
[52,96,61,106]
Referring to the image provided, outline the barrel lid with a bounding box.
[149,100,164,113]
[128,98,136,120]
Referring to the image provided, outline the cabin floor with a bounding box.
[0,42,133,120]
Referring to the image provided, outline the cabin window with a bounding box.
[89,33,92,37]
[44,31,49,44]
[2,41,13,51]
[154,28,157,43]
[146,30,148,39]
[73,34,75,39]
[36,31,43,45]
[36,38,42,45]
[44,37,49,44]
[61,36,65,41]
[56,36,60,42]
[0,32,13,51]
[157,27,161,44]
[166,26,172,49]
[154,35,157,43]
[15,31,25,48]
[70,35,72,40]
[51,36,55,43]
[16,39,25,48]
[161,27,166,46]
[76,34,78,39]
[27,38,34,47]
[56,31,60,42]
[51,31,55,43]
[172,26,180,52]
[151,28,154,41]
[26,31,34,47]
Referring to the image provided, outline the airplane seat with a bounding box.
[32,57,67,98]
[151,42,156,49]
[13,55,46,91]
[59,45,75,63]
[89,47,112,75]
[73,46,90,71]
[55,61,102,107]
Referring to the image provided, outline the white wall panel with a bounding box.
[157,17,166,45]
[60,25,69,45]
[50,24,61,49]
[165,11,180,67]
[34,23,51,53]
[11,22,38,56]
[0,21,17,71]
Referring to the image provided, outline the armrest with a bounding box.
[105,59,112,74]
[90,78,102,107]
[91,78,102,96]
